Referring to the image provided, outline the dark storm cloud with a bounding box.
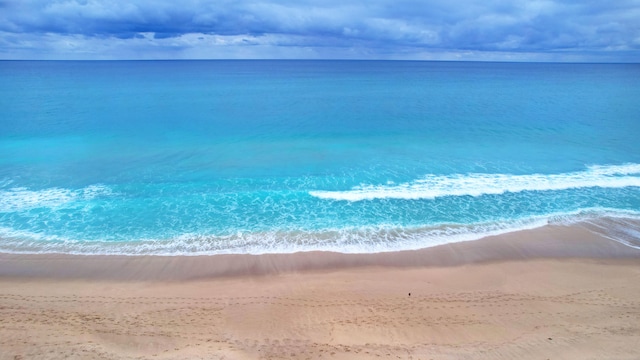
[0,0,638,60]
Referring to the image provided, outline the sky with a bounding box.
[0,0,639,61]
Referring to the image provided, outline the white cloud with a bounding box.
[0,0,638,61]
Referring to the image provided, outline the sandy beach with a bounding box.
[1,225,640,359]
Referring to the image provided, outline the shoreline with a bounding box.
[1,224,639,281]
[2,208,638,257]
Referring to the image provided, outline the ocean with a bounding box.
[1,60,639,255]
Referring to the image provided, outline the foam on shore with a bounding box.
[1,223,638,281]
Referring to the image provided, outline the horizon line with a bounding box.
[1,59,638,65]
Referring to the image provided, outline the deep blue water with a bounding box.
[1,60,640,254]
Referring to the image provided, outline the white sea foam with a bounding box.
[2,208,638,255]
[0,184,112,212]
[0,221,543,255]
[309,163,640,201]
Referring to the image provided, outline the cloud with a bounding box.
[0,0,638,60]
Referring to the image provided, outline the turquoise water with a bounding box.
[1,60,640,254]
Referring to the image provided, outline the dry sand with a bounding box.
[1,225,640,359]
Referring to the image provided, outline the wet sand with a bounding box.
[1,225,640,359]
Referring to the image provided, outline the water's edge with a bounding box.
[1,223,639,281]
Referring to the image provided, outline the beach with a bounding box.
[1,225,639,359]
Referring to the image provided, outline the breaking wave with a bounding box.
[310,164,640,201]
